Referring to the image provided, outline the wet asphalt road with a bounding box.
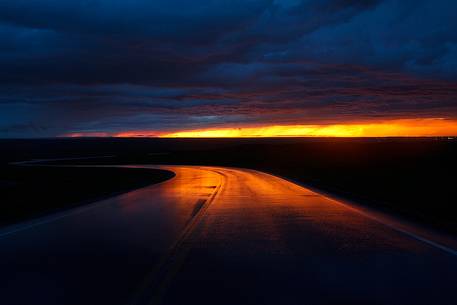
[1,165,456,305]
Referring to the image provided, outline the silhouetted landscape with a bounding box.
[0,164,174,227]
[2,1,457,304]
[1,137,456,235]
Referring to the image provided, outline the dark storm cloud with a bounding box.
[0,0,456,137]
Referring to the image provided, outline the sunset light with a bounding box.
[158,119,457,138]
[63,118,457,138]
[2,1,457,303]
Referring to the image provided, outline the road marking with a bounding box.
[266,171,457,258]
[127,169,226,305]
[329,198,457,257]
[190,199,207,218]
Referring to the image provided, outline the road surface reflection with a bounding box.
[1,165,456,305]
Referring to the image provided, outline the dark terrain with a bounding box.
[0,165,174,227]
[1,137,456,235]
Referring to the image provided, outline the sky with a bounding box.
[1,0,457,137]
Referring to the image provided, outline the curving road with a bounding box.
[1,165,457,305]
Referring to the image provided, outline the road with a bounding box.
[1,165,457,305]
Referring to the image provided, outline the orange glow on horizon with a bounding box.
[63,118,457,138]
[65,132,111,137]
[159,119,457,138]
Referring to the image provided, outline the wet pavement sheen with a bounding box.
[1,165,456,305]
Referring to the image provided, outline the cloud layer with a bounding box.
[1,0,456,137]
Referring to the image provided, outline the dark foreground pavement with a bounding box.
[1,165,456,305]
